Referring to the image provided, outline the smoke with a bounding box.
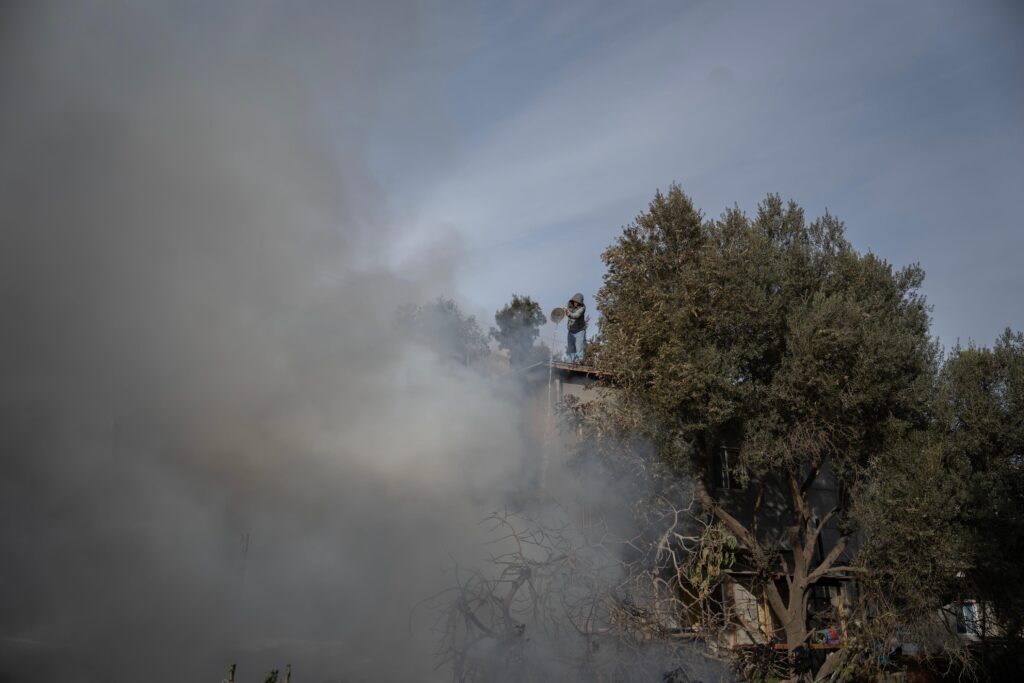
[0,3,533,681]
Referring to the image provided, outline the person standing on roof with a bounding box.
[564,292,587,363]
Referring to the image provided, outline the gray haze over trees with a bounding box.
[401,297,490,365]
[582,186,1023,680]
[425,191,1022,681]
[0,3,536,682]
[490,295,549,368]
[1,2,1021,683]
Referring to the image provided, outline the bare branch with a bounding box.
[808,534,851,583]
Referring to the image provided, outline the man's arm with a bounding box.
[566,306,585,320]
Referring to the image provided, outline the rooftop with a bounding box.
[548,360,608,378]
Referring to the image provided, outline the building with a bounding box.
[524,360,858,654]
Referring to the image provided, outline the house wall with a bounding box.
[711,464,855,567]
[525,364,854,568]
[519,362,858,647]
[521,364,614,491]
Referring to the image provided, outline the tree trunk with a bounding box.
[693,472,845,658]
[783,576,809,650]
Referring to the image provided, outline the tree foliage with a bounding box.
[940,331,1024,647]
[399,297,488,365]
[594,184,936,651]
[851,330,1024,678]
[596,185,933,480]
[432,184,1023,681]
[490,294,549,367]
[848,432,971,677]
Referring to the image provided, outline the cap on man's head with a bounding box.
[571,292,584,304]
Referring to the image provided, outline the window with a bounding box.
[956,601,980,635]
[711,446,745,490]
[808,583,835,616]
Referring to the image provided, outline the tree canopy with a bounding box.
[594,184,936,652]
[438,184,1023,681]
[491,294,548,367]
[852,330,1024,676]
[597,184,933,486]
[399,297,488,365]
[941,331,1024,642]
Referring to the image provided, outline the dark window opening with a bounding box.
[711,446,745,490]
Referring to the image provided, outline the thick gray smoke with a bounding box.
[0,3,531,681]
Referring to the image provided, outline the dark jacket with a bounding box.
[566,303,586,333]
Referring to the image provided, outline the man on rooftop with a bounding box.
[564,292,587,363]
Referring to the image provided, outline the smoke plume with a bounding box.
[0,3,530,681]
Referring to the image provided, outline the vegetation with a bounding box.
[425,504,737,683]
[848,332,1024,679]
[433,185,1023,682]
[491,294,549,367]
[399,296,489,365]
[938,332,1024,674]
[595,185,935,653]
[942,332,1024,637]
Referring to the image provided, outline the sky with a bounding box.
[366,0,1024,349]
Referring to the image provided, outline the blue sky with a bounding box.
[356,0,1023,349]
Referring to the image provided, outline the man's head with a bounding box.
[570,292,584,307]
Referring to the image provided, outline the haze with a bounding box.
[1,2,1020,682]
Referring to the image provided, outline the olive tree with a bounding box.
[849,330,1024,678]
[939,330,1024,668]
[594,185,934,650]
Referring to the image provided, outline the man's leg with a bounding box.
[566,329,576,361]
[571,330,586,363]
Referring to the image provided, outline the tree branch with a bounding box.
[694,477,760,554]
[808,534,851,583]
[809,565,865,577]
[800,464,820,497]
[787,471,811,564]
[763,580,788,632]
[807,505,840,560]
[697,477,792,642]
[788,471,806,521]
[751,483,764,542]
